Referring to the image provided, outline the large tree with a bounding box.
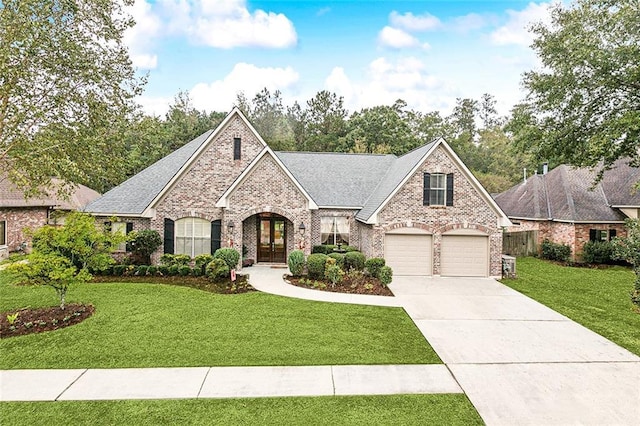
[0,0,145,196]
[510,0,640,171]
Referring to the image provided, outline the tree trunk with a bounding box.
[58,288,67,310]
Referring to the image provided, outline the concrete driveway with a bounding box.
[390,276,640,426]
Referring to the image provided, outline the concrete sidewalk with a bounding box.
[390,276,640,425]
[0,365,461,401]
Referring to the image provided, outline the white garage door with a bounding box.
[384,234,432,276]
[440,235,488,277]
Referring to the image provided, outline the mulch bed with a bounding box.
[1,304,94,339]
[285,274,393,296]
[91,274,256,294]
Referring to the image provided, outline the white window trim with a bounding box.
[430,173,446,206]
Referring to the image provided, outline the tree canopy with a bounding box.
[0,0,144,196]
[509,0,640,172]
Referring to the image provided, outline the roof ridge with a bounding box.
[275,150,396,158]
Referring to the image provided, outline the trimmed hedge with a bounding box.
[365,257,385,278]
[206,258,229,280]
[582,240,614,264]
[379,266,393,286]
[541,239,571,262]
[214,248,240,270]
[307,253,328,280]
[344,251,365,271]
[328,253,345,269]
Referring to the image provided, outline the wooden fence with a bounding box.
[503,230,538,257]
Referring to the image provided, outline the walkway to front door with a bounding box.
[257,214,286,263]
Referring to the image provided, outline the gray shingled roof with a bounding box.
[0,177,100,210]
[84,130,214,215]
[356,141,436,222]
[275,151,395,207]
[493,159,640,222]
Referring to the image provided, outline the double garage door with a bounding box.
[385,233,488,277]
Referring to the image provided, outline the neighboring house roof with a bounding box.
[494,159,640,222]
[0,177,100,210]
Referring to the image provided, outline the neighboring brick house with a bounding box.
[493,160,640,260]
[85,108,510,277]
[0,178,101,259]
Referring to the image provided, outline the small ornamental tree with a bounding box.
[611,219,640,306]
[128,229,162,265]
[8,212,124,309]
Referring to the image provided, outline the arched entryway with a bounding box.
[257,213,287,263]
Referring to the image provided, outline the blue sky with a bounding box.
[126,1,555,117]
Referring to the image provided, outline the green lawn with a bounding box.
[1,395,482,426]
[0,273,440,368]
[502,257,640,356]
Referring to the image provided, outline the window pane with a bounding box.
[429,173,446,205]
[175,237,189,256]
[321,217,333,245]
[335,217,349,245]
[0,221,5,246]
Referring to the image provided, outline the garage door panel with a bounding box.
[441,235,488,277]
[385,234,432,276]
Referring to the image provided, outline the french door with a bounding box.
[257,215,286,263]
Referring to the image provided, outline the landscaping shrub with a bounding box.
[287,250,306,276]
[378,266,393,286]
[214,248,240,270]
[325,258,344,286]
[168,265,180,276]
[194,254,214,269]
[157,265,169,276]
[541,240,571,262]
[173,254,192,266]
[159,254,175,266]
[113,264,127,276]
[178,265,192,276]
[328,253,345,269]
[206,258,229,281]
[307,253,328,280]
[128,230,162,265]
[135,265,149,276]
[191,267,203,277]
[342,245,358,252]
[147,265,157,276]
[344,251,366,271]
[365,257,385,278]
[312,245,334,254]
[582,241,614,264]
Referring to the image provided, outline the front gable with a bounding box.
[377,142,510,230]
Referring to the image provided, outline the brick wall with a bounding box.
[0,207,49,253]
[375,145,503,276]
[574,223,626,259]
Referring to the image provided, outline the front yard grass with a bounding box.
[1,395,482,425]
[502,257,640,356]
[0,273,440,368]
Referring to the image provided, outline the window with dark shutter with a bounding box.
[423,173,430,205]
[446,173,454,206]
[164,218,175,254]
[125,222,134,252]
[609,229,617,240]
[211,220,222,254]
[589,229,597,241]
[233,138,241,160]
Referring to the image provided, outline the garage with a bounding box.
[384,231,432,276]
[440,233,489,277]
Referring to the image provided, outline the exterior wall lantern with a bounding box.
[299,222,306,235]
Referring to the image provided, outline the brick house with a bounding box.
[85,108,510,277]
[0,178,101,259]
[493,160,640,259]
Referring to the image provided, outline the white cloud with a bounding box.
[491,2,553,46]
[449,13,491,33]
[160,0,297,49]
[378,26,423,49]
[389,11,442,32]
[124,0,162,69]
[189,63,299,112]
[324,57,456,114]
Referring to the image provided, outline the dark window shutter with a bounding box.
[234,138,241,160]
[423,173,430,206]
[589,229,597,241]
[446,173,454,206]
[125,222,134,252]
[104,222,112,232]
[211,220,222,254]
[609,229,617,240]
[164,218,175,254]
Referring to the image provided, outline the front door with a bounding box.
[257,215,286,263]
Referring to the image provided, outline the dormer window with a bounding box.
[233,137,241,160]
